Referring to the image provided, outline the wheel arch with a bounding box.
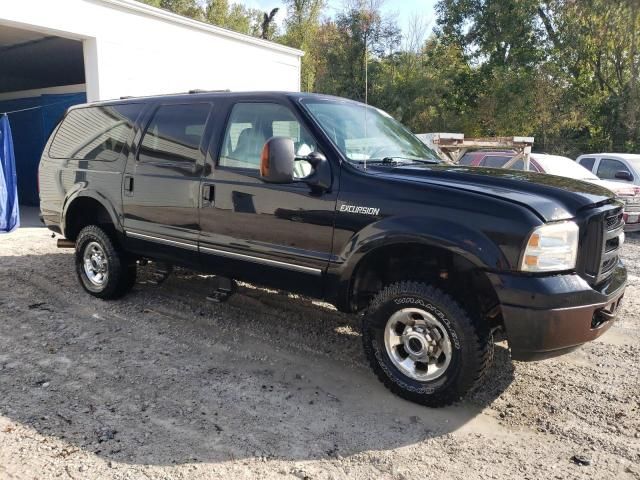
[329,220,506,326]
[62,192,122,241]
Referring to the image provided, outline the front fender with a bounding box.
[325,215,509,311]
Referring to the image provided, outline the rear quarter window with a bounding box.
[579,157,596,171]
[49,104,141,160]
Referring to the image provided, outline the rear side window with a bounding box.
[579,157,595,171]
[138,103,211,166]
[49,104,141,160]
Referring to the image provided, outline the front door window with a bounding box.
[597,158,632,181]
[219,102,317,178]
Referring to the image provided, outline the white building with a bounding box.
[0,0,303,205]
[0,0,303,101]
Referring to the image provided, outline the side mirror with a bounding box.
[615,170,633,181]
[304,151,331,193]
[260,137,295,184]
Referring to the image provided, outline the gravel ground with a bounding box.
[0,220,638,480]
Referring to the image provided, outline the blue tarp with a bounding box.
[1,114,20,233]
[0,92,86,206]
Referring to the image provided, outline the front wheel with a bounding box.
[75,225,136,299]
[362,281,492,407]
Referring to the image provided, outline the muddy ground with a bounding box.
[0,219,638,479]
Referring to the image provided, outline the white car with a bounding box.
[528,154,640,232]
[576,153,640,186]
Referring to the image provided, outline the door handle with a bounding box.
[124,175,134,196]
[202,184,215,207]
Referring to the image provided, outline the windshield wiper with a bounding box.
[354,156,440,168]
[379,156,440,165]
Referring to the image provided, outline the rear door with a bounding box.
[122,101,214,254]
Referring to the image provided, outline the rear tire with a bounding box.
[362,281,492,407]
[75,225,136,299]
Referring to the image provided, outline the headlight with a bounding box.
[520,222,579,272]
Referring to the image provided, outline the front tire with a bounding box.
[75,225,136,299]
[362,281,492,407]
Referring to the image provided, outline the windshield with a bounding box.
[533,155,599,180]
[301,98,440,164]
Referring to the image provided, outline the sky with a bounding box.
[242,0,438,37]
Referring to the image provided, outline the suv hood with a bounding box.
[369,164,616,222]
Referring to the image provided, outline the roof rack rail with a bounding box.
[188,89,231,94]
[120,96,134,99]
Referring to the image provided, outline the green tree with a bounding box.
[141,0,205,21]
[282,0,325,91]
[204,0,257,34]
[436,0,545,68]
[205,0,228,25]
[315,1,401,101]
[434,0,640,154]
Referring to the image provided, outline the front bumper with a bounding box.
[623,210,640,232]
[624,221,640,232]
[487,263,626,361]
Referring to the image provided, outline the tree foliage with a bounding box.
[281,0,325,91]
[139,0,640,155]
[142,0,273,38]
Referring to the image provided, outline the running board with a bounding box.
[206,276,237,303]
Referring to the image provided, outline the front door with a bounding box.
[122,102,213,257]
[198,100,338,296]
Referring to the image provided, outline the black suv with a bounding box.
[39,92,626,407]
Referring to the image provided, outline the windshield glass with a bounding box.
[301,98,440,164]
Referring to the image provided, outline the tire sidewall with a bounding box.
[366,290,470,397]
[75,227,122,297]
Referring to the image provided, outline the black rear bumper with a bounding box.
[488,264,626,361]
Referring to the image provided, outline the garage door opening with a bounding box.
[0,24,87,205]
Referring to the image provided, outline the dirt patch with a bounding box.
[0,227,638,479]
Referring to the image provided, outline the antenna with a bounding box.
[364,31,369,171]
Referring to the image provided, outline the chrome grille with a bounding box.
[581,205,624,285]
[599,208,624,282]
[606,211,624,230]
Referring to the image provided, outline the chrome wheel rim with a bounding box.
[83,241,108,286]
[384,307,453,382]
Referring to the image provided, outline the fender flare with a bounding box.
[61,188,122,238]
[327,216,510,310]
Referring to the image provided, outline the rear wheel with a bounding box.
[362,281,492,407]
[75,225,136,299]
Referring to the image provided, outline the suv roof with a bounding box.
[72,91,361,109]
[579,153,640,160]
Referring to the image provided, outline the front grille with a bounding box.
[606,211,624,230]
[581,205,624,285]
